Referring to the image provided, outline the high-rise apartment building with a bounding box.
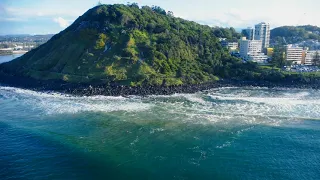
[241,27,254,40]
[240,37,262,57]
[239,37,268,63]
[254,22,270,49]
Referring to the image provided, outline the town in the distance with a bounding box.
[1,22,319,73]
[221,22,320,72]
[0,34,53,55]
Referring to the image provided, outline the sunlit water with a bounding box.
[0,54,23,64]
[0,86,319,179]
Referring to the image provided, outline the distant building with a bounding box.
[240,37,262,57]
[221,41,238,51]
[286,44,303,64]
[240,37,268,63]
[247,53,269,63]
[228,42,239,51]
[305,50,320,65]
[242,27,254,40]
[0,48,14,51]
[264,48,274,57]
[254,22,270,49]
[301,50,307,64]
[0,48,13,55]
[231,51,241,58]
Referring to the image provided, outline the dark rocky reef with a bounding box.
[1,71,320,97]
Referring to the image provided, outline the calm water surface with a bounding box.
[0,54,24,64]
[0,86,320,179]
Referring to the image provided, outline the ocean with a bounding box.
[0,86,319,179]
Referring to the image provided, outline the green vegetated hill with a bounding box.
[271,25,320,44]
[0,4,242,86]
[1,4,319,87]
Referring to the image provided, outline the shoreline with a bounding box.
[0,51,28,56]
[1,72,320,96]
[12,50,28,54]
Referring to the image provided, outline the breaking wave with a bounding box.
[0,86,151,114]
[1,86,320,125]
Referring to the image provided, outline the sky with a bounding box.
[0,0,319,35]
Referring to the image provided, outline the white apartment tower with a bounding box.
[240,37,268,63]
[286,45,303,64]
[240,37,262,57]
[254,22,270,49]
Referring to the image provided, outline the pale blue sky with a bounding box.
[0,0,319,35]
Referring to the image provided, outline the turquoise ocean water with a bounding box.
[0,85,320,179]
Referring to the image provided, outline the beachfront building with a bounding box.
[305,50,320,65]
[240,37,268,63]
[286,44,303,64]
[240,37,262,56]
[254,22,271,49]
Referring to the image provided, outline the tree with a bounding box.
[151,6,166,15]
[128,2,139,8]
[213,29,224,37]
[270,46,286,68]
[167,11,174,17]
[313,51,320,66]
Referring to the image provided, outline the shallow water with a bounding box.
[0,86,320,179]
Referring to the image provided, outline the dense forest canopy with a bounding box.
[212,27,241,42]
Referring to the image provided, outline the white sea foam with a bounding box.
[0,86,152,114]
[207,93,320,105]
[144,88,320,126]
[216,141,232,149]
[1,85,320,125]
[150,128,165,134]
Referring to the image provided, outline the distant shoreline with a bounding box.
[0,51,27,56]
[12,50,28,54]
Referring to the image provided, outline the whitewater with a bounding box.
[1,85,319,179]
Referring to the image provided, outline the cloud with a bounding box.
[53,17,69,28]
